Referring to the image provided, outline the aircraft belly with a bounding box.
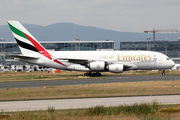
[136,63,154,70]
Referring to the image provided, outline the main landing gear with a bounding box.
[84,72,91,76]
[162,70,165,76]
[84,72,101,76]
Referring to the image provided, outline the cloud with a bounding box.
[0,0,43,14]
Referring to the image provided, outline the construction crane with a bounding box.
[144,29,180,41]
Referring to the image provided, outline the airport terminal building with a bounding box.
[120,40,180,63]
[1,39,180,67]
[0,40,114,65]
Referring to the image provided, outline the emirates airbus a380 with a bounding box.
[7,21,175,76]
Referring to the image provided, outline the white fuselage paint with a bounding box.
[7,21,175,73]
[20,51,175,72]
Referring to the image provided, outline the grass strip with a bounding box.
[0,79,180,101]
[1,102,180,120]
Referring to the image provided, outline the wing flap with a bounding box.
[57,58,88,65]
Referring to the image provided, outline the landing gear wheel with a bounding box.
[98,73,101,76]
[88,72,91,76]
[84,72,91,76]
[92,72,101,76]
[162,70,165,76]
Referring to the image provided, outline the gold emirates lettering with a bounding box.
[118,54,152,61]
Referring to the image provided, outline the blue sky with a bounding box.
[1,0,180,32]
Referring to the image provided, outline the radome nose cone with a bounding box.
[171,60,175,67]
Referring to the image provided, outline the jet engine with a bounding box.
[108,64,123,73]
[87,61,105,71]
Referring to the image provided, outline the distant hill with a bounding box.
[0,23,180,49]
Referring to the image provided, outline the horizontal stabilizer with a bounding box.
[7,55,39,59]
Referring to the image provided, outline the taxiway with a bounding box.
[0,75,180,89]
[1,95,180,112]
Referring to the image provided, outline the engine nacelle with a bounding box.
[108,64,123,73]
[87,61,105,71]
[67,64,89,71]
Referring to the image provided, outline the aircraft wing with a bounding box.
[57,58,88,61]
[56,57,136,70]
[56,58,89,65]
[123,64,137,71]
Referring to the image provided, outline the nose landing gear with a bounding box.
[162,70,165,76]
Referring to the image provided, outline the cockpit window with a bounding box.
[167,58,171,60]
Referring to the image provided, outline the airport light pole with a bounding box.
[75,38,80,51]
[164,46,168,55]
[147,37,151,51]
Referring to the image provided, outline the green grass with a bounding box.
[1,102,180,120]
[86,100,158,116]
[0,79,180,101]
[135,71,147,73]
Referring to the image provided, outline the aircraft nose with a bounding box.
[166,59,175,68]
[170,60,175,68]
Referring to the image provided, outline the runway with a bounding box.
[1,95,180,112]
[1,75,180,112]
[0,75,180,89]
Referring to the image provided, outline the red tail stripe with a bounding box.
[24,33,52,60]
[24,33,66,66]
[54,59,66,66]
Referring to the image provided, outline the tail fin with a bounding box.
[7,21,52,60]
